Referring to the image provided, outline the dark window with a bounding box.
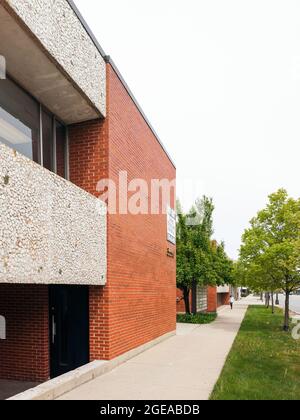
[42,109,54,172]
[56,121,66,178]
[0,78,40,162]
[0,77,68,178]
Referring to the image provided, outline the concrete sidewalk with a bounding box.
[58,297,258,401]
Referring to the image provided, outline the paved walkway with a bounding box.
[59,296,259,401]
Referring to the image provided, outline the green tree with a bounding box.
[239,189,300,330]
[177,197,233,314]
[213,241,234,286]
[176,202,194,314]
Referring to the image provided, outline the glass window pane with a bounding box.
[0,78,40,162]
[56,121,66,178]
[42,110,54,172]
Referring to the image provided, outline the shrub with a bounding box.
[177,312,217,324]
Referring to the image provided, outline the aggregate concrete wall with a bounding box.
[0,143,107,285]
[4,0,106,117]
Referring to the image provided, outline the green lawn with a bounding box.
[210,305,300,400]
[177,312,217,324]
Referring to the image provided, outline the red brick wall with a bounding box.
[207,286,217,313]
[176,288,192,314]
[68,104,110,361]
[224,292,230,305]
[217,292,230,307]
[89,286,110,360]
[69,63,176,361]
[0,285,49,382]
[68,118,108,195]
[103,64,176,359]
[69,117,109,361]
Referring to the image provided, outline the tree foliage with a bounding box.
[177,196,234,314]
[239,189,300,330]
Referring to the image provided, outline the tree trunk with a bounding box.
[191,281,197,315]
[265,292,270,308]
[283,291,290,332]
[271,292,274,314]
[275,293,279,305]
[260,292,264,301]
[183,287,191,314]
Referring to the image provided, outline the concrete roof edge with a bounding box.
[67,0,176,169]
[66,0,107,58]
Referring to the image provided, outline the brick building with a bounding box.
[0,0,176,382]
[176,285,231,314]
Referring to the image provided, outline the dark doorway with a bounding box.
[49,286,89,378]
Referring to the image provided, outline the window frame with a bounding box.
[1,74,69,180]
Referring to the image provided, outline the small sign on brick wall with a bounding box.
[0,316,6,340]
[167,206,176,245]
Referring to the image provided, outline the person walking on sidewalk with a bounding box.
[230,295,235,310]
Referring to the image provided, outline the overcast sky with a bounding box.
[74,0,300,259]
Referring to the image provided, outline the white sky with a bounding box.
[74,0,300,259]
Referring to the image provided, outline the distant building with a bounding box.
[177,284,233,314]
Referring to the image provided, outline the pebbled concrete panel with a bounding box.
[3,0,106,117]
[0,143,107,285]
[217,285,230,294]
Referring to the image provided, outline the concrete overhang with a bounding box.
[0,0,106,124]
[217,285,230,294]
[0,143,107,286]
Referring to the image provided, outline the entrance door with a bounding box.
[49,286,89,378]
